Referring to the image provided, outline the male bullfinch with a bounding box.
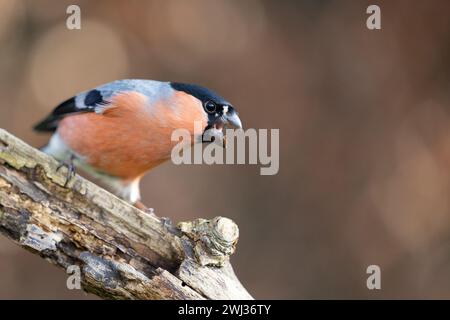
[34,79,242,209]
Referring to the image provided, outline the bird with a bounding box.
[34,79,243,210]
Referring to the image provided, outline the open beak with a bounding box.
[203,106,242,144]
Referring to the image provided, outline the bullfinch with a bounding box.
[34,79,243,209]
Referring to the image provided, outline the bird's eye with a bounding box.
[204,101,217,113]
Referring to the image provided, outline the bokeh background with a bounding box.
[1,0,450,299]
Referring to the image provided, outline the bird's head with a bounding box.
[170,82,242,141]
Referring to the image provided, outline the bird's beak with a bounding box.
[224,110,243,129]
[204,107,242,146]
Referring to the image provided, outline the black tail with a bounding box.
[34,116,59,132]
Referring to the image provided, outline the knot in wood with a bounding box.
[178,216,239,267]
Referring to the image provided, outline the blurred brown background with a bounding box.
[1,0,450,299]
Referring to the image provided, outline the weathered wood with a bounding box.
[0,129,252,300]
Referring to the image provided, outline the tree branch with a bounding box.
[0,129,252,300]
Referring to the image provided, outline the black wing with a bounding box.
[34,90,105,132]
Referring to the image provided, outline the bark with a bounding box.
[0,129,252,300]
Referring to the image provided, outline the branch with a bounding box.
[0,129,252,300]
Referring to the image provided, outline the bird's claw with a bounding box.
[160,216,173,228]
[56,156,76,187]
[139,205,172,228]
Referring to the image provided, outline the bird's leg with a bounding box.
[134,201,156,216]
[134,201,173,227]
[56,154,76,187]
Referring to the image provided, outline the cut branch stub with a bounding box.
[178,217,239,267]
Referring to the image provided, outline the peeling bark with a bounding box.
[0,129,252,300]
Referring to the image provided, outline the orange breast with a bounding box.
[57,91,207,180]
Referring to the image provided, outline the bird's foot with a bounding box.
[160,216,174,229]
[144,207,156,216]
[56,155,76,187]
[135,201,154,214]
[134,201,173,228]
